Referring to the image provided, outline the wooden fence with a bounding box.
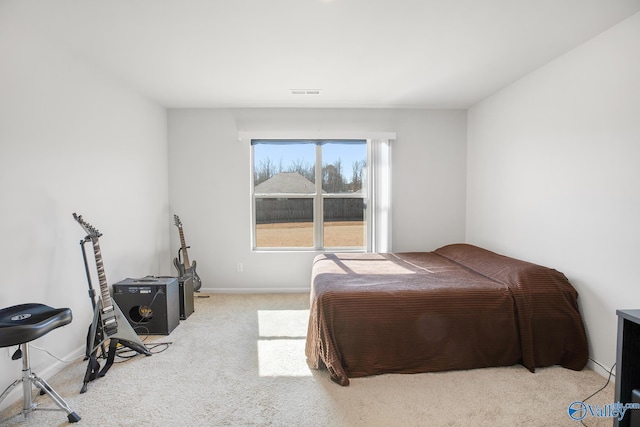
[255,198,364,224]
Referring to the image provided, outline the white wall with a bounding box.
[168,108,467,292]
[467,12,640,374]
[0,16,169,409]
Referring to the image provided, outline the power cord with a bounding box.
[589,358,616,379]
[580,359,616,427]
[28,345,81,364]
[114,341,171,361]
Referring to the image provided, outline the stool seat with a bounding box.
[0,303,80,423]
[0,304,72,348]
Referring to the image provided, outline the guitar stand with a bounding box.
[79,236,151,394]
[80,237,107,360]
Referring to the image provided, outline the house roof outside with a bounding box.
[255,172,321,194]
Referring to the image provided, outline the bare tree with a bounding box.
[350,160,365,192]
[287,159,315,182]
[255,157,282,186]
[323,159,345,193]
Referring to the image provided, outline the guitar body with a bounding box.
[173,215,202,292]
[87,297,150,358]
[173,257,202,292]
[173,256,186,277]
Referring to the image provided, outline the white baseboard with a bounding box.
[587,359,616,383]
[198,287,310,294]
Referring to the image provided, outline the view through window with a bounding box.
[252,139,367,250]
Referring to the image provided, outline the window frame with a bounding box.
[242,132,394,253]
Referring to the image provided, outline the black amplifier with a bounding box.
[153,276,194,320]
[179,276,194,320]
[113,277,179,335]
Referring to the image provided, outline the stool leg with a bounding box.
[18,343,81,423]
[0,377,23,407]
[21,344,35,416]
[31,374,80,421]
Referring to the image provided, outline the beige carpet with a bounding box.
[0,293,616,426]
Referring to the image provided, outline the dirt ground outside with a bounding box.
[256,221,365,247]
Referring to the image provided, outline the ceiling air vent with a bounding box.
[290,89,322,95]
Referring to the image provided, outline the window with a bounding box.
[248,135,392,252]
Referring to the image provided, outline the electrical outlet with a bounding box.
[236,262,243,273]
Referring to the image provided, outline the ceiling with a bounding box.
[4,0,640,109]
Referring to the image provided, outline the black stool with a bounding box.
[0,303,80,423]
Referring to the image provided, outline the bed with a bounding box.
[305,243,589,385]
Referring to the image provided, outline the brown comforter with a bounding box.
[305,244,588,385]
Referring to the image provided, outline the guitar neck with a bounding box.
[178,227,191,266]
[91,240,113,308]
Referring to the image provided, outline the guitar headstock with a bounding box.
[73,213,102,240]
[174,214,182,228]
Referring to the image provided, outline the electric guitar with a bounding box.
[73,213,150,392]
[173,215,202,291]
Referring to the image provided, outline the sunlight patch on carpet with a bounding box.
[258,309,309,337]
[257,339,309,376]
[257,310,311,377]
